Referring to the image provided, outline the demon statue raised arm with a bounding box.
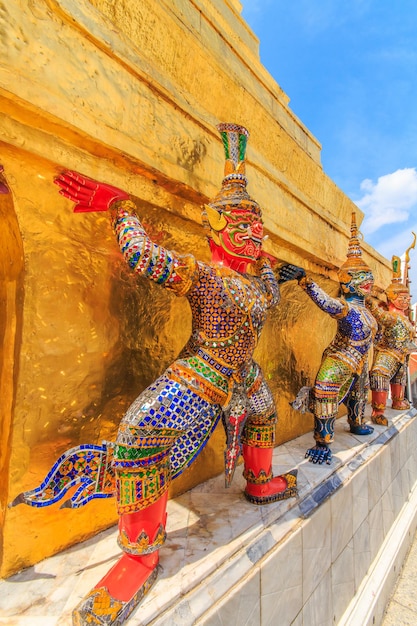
[367,235,416,425]
[281,213,377,465]
[11,124,299,626]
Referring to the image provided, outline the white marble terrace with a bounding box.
[1,405,417,626]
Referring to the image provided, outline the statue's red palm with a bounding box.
[54,170,128,212]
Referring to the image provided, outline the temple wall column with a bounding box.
[0,0,391,576]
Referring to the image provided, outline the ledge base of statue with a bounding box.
[3,404,417,626]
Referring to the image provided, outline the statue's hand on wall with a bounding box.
[54,170,129,212]
[278,263,306,284]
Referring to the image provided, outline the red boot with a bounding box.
[391,384,410,411]
[242,444,297,505]
[371,390,388,426]
[73,492,168,626]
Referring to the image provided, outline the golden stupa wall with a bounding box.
[0,0,391,577]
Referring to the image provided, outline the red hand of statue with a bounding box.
[54,170,129,213]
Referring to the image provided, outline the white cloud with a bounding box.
[358,168,417,235]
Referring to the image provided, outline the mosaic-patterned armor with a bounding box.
[111,197,285,514]
[11,124,297,625]
[284,213,377,464]
[368,247,416,425]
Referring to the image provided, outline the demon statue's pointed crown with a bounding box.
[203,123,262,229]
[202,123,264,268]
[386,232,416,301]
[338,212,372,281]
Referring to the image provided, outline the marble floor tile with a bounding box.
[331,480,353,562]
[201,568,261,626]
[389,435,401,481]
[302,499,332,602]
[381,485,396,536]
[260,527,303,626]
[368,451,384,510]
[332,540,355,623]
[353,518,371,592]
[302,569,333,626]
[369,499,385,562]
[352,464,369,533]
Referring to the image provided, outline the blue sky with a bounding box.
[241,0,417,296]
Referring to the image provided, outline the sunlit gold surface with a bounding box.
[0,0,391,577]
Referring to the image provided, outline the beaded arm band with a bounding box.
[110,199,198,296]
[257,257,280,307]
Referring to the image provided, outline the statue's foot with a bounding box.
[244,470,298,505]
[305,444,332,465]
[371,412,388,426]
[73,552,159,626]
[349,423,374,435]
[392,398,410,410]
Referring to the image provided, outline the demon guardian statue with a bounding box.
[11,124,298,626]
